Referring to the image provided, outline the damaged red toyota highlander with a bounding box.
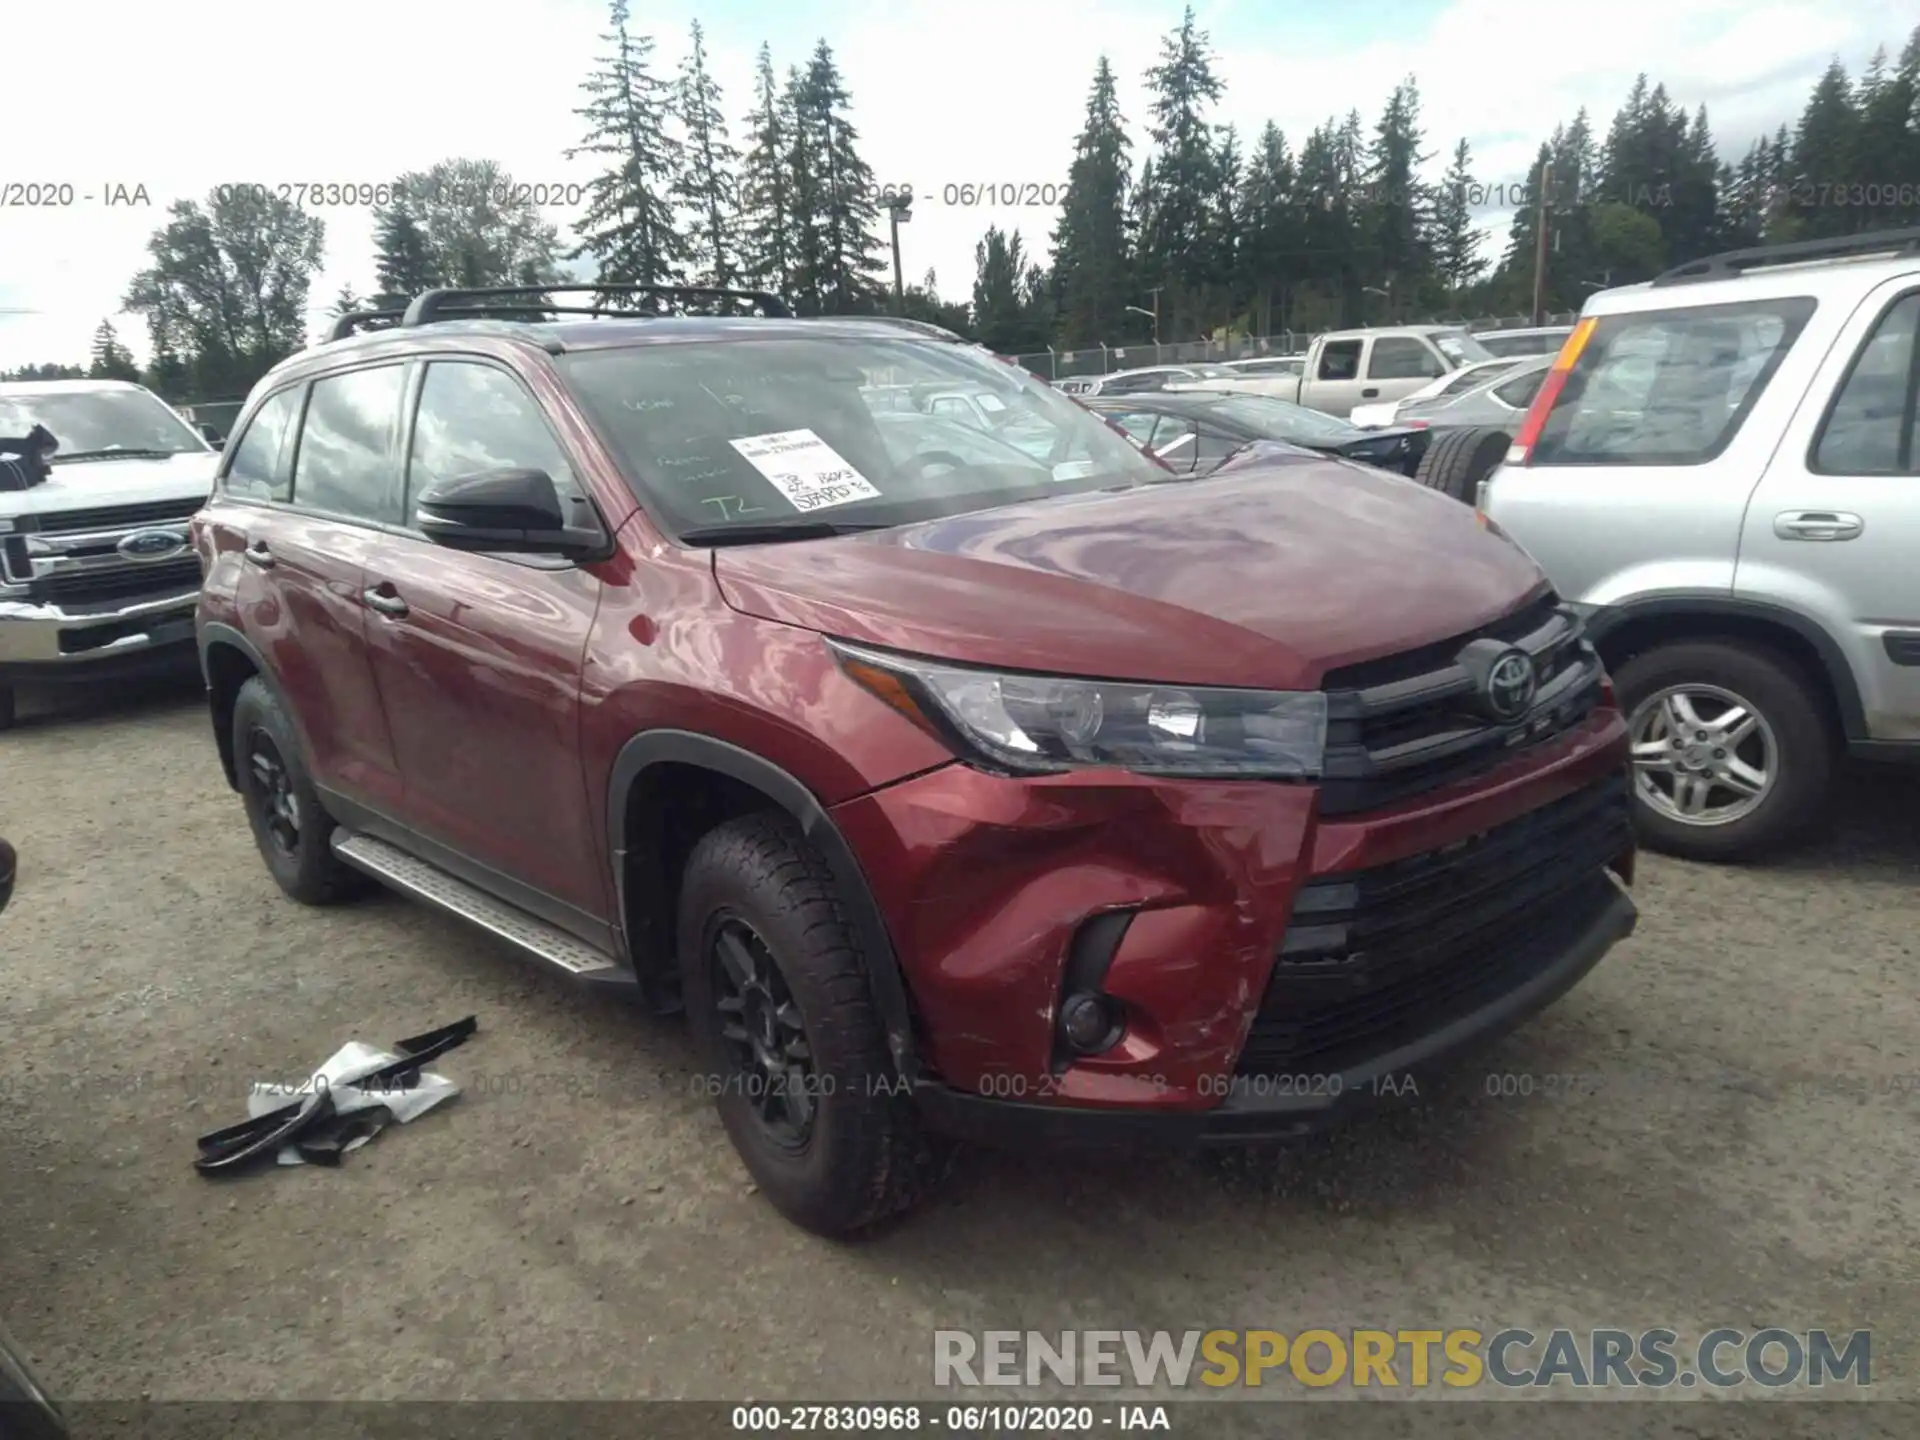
[192,287,1637,1236]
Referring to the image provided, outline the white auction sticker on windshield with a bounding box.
[730,429,882,513]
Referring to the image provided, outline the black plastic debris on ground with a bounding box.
[193,1016,478,1175]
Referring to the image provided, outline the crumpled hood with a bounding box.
[714,454,1550,691]
[0,452,217,517]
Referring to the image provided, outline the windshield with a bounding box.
[1431,331,1496,366]
[561,336,1163,537]
[1205,395,1362,441]
[0,388,206,460]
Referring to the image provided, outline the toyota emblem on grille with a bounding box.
[117,528,187,562]
[1483,650,1537,720]
[1456,637,1539,722]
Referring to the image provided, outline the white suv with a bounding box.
[1480,228,1920,861]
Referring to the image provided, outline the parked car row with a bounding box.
[5,234,1917,1238]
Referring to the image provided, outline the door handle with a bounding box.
[1773,510,1863,541]
[243,540,275,569]
[1361,387,1380,398]
[362,586,410,618]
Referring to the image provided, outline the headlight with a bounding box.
[831,639,1327,778]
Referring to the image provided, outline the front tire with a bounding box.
[231,677,365,904]
[1413,425,1511,502]
[1614,640,1834,862]
[677,812,942,1237]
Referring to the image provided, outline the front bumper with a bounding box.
[831,706,1635,1128]
[915,878,1636,1147]
[0,588,200,677]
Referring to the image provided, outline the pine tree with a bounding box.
[782,65,829,314]
[1141,5,1225,334]
[737,44,796,298]
[970,227,1049,353]
[1125,155,1162,343]
[674,21,740,289]
[1362,77,1433,318]
[371,202,435,306]
[1208,125,1244,324]
[790,42,887,315]
[1236,123,1297,333]
[87,320,140,382]
[1049,56,1134,346]
[568,0,686,288]
[1431,139,1486,303]
[1856,37,1920,228]
[1786,60,1859,238]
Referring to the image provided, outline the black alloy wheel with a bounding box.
[245,727,302,859]
[709,915,819,1151]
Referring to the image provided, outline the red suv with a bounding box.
[192,286,1638,1235]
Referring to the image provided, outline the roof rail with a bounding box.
[400,284,791,328]
[324,309,408,343]
[829,315,966,342]
[1652,226,1920,287]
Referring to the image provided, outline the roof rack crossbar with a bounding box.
[401,284,791,327]
[1652,226,1920,287]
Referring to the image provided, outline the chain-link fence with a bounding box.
[1010,313,1579,379]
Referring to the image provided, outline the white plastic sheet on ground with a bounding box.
[245,1040,460,1166]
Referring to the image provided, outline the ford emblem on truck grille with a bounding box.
[117,528,187,562]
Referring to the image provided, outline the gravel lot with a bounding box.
[2,673,1916,1435]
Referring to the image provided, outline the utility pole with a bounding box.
[1146,287,1161,346]
[1531,161,1554,327]
[885,193,913,316]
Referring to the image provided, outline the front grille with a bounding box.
[37,554,202,605]
[1236,772,1632,1077]
[26,497,204,535]
[1316,592,1606,815]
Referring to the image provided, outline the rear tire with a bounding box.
[231,677,366,904]
[0,684,14,731]
[1613,640,1835,862]
[677,811,945,1237]
[1413,425,1512,502]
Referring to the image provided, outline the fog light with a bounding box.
[1059,992,1121,1055]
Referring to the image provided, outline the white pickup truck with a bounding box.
[1092,325,1497,418]
[0,379,222,729]
[1217,325,1498,418]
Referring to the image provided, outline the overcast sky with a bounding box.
[2,0,1912,372]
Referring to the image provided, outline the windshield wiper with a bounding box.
[677,519,895,546]
[53,448,182,462]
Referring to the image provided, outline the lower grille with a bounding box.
[38,554,202,605]
[1237,772,1632,1077]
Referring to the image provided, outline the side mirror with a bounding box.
[195,422,226,450]
[415,468,610,560]
[0,839,16,915]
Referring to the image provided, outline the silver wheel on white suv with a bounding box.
[1612,640,1834,862]
[1627,683,1777,827]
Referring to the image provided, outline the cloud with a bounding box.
[0,0,1911,372]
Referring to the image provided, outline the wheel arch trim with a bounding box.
[1579,593,1866,740]
[197,622,314,791]
[606,730,922,1082]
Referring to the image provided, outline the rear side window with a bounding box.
[1493,369,1546,409]
[1532,298,1816,466]
[1437,364,1509,400]
[292,365,407,522]
[224,388,300,502]
[1318,341,1362,381]
[1368,337,1444,380]
[1812,293,1920,475]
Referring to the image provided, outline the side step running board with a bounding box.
[331,831,632,985]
